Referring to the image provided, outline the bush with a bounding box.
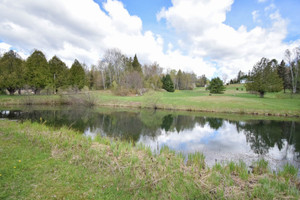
[207,77,225,94]
[0,88,7,95]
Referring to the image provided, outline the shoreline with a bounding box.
[1,100,299,118]
[1,88,300,118]
[96,102,300,118]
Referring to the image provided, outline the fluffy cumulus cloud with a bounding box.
[0,0,215,76]
[158,0,300,78]
[0,42,11,55]
[0,0,299,79]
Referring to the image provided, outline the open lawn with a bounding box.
[0,120,299,199]
[0,84,300,117]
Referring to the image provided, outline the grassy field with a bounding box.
[0,120,299,199]
[1,84,300,117]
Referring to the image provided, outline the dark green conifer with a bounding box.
[162,74,175,92]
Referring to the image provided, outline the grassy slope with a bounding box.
[1,84,300,116]
[0,120,299,199]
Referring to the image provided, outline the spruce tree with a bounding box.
[162,74,175,92]
[25,50,50,94]
[177,70,183,90]
[246,58,283,97]
[49,56,69,93]
[0,50,24,95]
[132,54,142,72]
[207,77,225,94]
[277,60,289,93]
[69,59,86,91]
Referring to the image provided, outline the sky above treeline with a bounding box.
[0,0,299,79]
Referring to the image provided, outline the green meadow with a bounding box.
[1,84,300,117]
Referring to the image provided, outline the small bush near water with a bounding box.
[0,120,299,199]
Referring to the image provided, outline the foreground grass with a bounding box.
[1,84,300,117]
[0,120,299,199]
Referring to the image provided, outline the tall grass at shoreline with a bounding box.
[0,120,299,199]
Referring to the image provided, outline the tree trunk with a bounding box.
[259,91,265,98]
[34,89,41,95]
[101,70,106,90]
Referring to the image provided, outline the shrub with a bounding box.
[207,77,225,94]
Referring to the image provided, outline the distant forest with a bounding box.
[0,48,299,96]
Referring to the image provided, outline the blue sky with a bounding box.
[0,0,299,78]
[225,0,300,42]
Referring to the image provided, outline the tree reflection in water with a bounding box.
[1,108,299,162]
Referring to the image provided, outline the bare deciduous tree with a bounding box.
[98,49,126,89]
[285,48,299,94]
[222,74,228,84]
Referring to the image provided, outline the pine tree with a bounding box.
[277,60,290,93]
[246,58,283,97]
[132,54,142,72]
[0,50,24,95]
[162,74,175,92]
[207,77,225,94]
[177,70,183,90]
[25,50,50,94]
[49,56,69,93]
[69,59,86,92]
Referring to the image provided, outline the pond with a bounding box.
[1,106,299,174]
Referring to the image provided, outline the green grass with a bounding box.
[0,120,299,199]
[1,85,300,117]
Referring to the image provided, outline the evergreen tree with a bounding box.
[177,70,183,90]
[25,50,50,94]
[246,58,283,97]
[162,74,175,92]
[207,77,225,94]
[277,60,290,93]
[124,57,133,72]
[132,54,142,72]
[49,56,69,93]
[0,50,25,95]
[69,59,86,91]
[266,59,282,92]
[237,70,244,83]
[87,65,96,90]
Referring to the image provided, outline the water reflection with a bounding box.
[1,107,299,172]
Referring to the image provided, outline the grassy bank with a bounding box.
[0,120,299,199]
[1,84,300,117]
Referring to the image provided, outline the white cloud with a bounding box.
[252,10,261,23]
[265,3,276,11]
[158,0,300,78]
[0,0,215,75]
[0,42,11,55]
[0,0,299,79]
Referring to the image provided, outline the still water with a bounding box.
[1,106,299,173]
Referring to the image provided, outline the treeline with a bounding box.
[0,49,208,95]
[234,48,300,97]
[229,70,249,84]
[0,50,86,95]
